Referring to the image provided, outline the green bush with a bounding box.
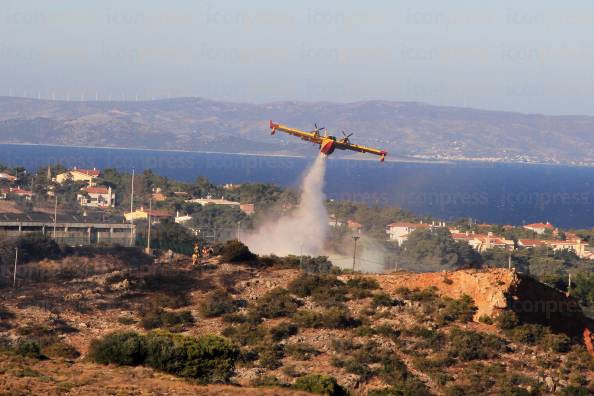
[539,333,571,353]
[0,233,62,268]
[42,341,80,359]
[90,331,239,384]
[375,324,401,340]
[506,323,572,352]
[333,356,374,380]
[269,322,298,341]
[149,293,190,309]
[346,277,379,289]
[379,354,413,386]
[140,307,194,330]
[294,307,360,329]
[289,273,348,308]
[219,240,256,262]
[222,323,266,346]
[221,312,262,325]
[285,343,319,360]
[478,315,493,325]
[447,328,506,361]
[292,374,347,396]
[300,256,334,273]
[403,326,446,349]
[346,277,379,290]
[256,343,285,369]
[436,295,477,324]
[560,385,593,396]
[253,288,300,318]
[371,292,398,308]
[89,331,147,365]
[340,341,386,379]
[288,273,344,298]
[412,354,454,372]
[144,332,239,383]
[443,361,536,396]
[350,287,373,299]
[200,289,239,318]
[368,382,431,396]
[506,323,547,345]
[252,375,284,387]
[16,339,45,359]
[314,286,350,308]
[495,311,519,330]
[396,287,438,302]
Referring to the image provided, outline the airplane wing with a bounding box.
[335,140,388,161]
[269,121,322,144]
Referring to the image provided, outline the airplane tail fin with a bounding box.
[269,120,279,135]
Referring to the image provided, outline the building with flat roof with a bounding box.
[0,212,135,246]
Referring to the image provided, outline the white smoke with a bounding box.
[243,154,329,256]
[328,236,388,273]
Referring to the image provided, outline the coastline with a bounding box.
[0,141,583,168]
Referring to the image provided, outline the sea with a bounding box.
[1,144,594,229]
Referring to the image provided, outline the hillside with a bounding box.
[0,248,592,395]
[2,97,594,164]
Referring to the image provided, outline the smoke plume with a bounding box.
[243,154,329,256]
[328,235,388,273]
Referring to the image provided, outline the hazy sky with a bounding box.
[2,0,594,115]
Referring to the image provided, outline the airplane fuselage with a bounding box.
[320,137,336,155]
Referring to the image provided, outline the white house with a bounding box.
[185,196,240,207]
[386,221,442,244]
[175,211,193,224]
[77,186,115,208]
[523,222,554,235]
[451,231,514,252]
[56,167,100,186]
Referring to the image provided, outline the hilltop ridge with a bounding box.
[2,97,594,165]
[0,248,592,395]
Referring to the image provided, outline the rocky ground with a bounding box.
[0,252,592,395]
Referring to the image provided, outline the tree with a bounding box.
[399,228,482,270]
[572,272,594,310]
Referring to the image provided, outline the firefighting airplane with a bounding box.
[269,120,388,162]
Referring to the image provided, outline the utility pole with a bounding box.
[236,221,241,240]
[352,235,360,272]
[508,248,512,270]
[130,169,135,213]
[129,169,135,247]
[146,198,152,254]
[567,272,572,297]
[13,248,18,288]
[53,195,58,239]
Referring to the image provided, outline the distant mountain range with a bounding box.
[1,96,594,165]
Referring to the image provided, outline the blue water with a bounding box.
[1,144,594,229]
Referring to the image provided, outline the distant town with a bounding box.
[1,164,593,265]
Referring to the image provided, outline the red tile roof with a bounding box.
[83,186,110,194]
[347,220,363,229]
[387,222,430,228]
[0,173,17,181]
[145,209,173,218]
[1,187,33,196]
[71,168,100,177]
